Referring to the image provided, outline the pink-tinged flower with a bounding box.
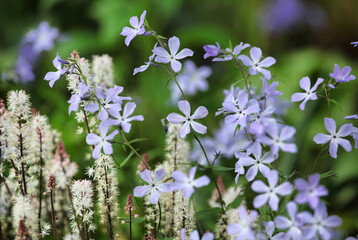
[238,47,276,80]
[120,10,147,46]
[133,169,170,204]
[329,64,356,84]
[294,173,328,209]
[44,53,66,87]
[251,170,293,211]
[166,100,208,138]
[291,77,323,110]
[86,122,119,159]
[153,36,194,72]
[226,206,258,240]
[299,202,342,240]
[313,118,353,159]
[171,166,210,198]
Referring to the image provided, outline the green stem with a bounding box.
[192,133,226,214]
[118,128,150,169]
[312,147,328,174]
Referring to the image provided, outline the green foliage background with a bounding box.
[1,0,358,238]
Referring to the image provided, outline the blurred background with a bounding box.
[1,0,358,238]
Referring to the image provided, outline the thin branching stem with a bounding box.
[192,133,226,214]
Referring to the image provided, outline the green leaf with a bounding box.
[128,138,148,144]
[227,195,244,209]
[211,165,234,171]
[131,217,145,223]
[320,170,335,179]
[120,151,135,167]
[196,207,221,217]
[328,98,342,111]
[163,238,175,240]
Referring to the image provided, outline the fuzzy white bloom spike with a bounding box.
[93,54,114,87]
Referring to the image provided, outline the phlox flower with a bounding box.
[259,124,297,156]
[237,144,276,182]
[181,229,214,240]
[171,166,210,198]
[107,102,144,133]
[86,122,119,159]
[345,114,358,120]
[238,47,276,80]
[351,41,358,47]
[133,53,155,75]
[222,90,260,128]
[299,202,342,240]
[294,173,328,209]
[275,202,304,240]
[257,221,285,240]
[85,85,123,121]
[44,53,66,87]
[68,81,89,115]
[166,100,208,138]
[211,42,250,62]
[291,77,323,110]
[153,36,194,72]
[329,64,356,84]
[251,170,293,211]
[133,168,170,204]
[121,10,147,46]
[313,118,353,159]
[203,42,221,59]
[226,206,258,240]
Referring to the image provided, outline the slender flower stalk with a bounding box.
[48,175,58,240]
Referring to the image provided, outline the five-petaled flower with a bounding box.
[313,118,353,159]
[121,10,147,46]
[171,166,210,198]
[238,47,276,80]
[133,168,170,204]
[153,36,194,72]
[251,170,293,211]
[259,124,297,156]
[166,100,208,138]
[329,64,356,84]
[86,122,119,159]
[44,53,66,87]
[294,173,328,209]
[107,102,144,133]
[291,77,323,110]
